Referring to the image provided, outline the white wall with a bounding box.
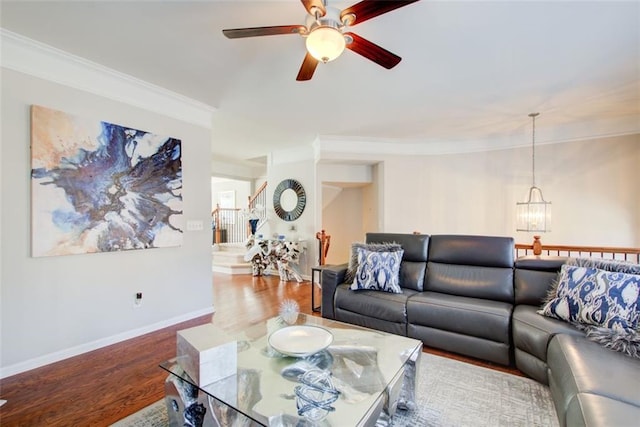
[319,164,372,184]
[210,158,264,181]
[322,187,366,265]
[316,163,378,265]
[316,163,378,264]
[264,147,316,275]
[366,163,382,233]
[380,134,640,247]
[1,69,214,376]
[211,178,251,211]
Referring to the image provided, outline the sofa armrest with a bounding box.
[515,256,567,272]
[320,263,348,320]
[514,256,568,305]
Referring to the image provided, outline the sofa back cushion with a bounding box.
[366,233,429,291]
[514,256,567,305]
[426,235,515,302]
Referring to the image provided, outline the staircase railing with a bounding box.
[212,181,268,244]
[515,235,640,263]
[247,181,268,235]
[211,205,244,244]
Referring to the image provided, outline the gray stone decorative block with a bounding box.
[177,324,237,386]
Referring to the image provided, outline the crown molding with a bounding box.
[0,29,216,129]
[314,130,639,161]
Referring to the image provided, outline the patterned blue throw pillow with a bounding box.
[350,247,404,293]
[568,257,640,275]
[344,242,402,284]
[538,265,640,330]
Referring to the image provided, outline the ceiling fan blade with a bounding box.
[222,25,304,39]
[300,0,326,17]
[341,0,420,26]
[296,53,319,81]
[344,32,401,69]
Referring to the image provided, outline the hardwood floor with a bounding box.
[0,273,521,426]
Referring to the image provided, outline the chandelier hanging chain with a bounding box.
[529,112,539,188]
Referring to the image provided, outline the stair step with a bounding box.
[212,262,252,275]
[212,251,246,263]
[212,244,251,275]
[213,243,247,254]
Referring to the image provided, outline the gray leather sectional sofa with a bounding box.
[320,233,640,426]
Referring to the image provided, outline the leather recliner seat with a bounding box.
[405,235,514,365]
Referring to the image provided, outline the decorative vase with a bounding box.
[249,219,259,235]
[279,299,299,325]
[533,235,542,255]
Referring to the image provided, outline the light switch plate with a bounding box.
[186,220,204,231]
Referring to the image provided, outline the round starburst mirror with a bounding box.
[273,179,306,222]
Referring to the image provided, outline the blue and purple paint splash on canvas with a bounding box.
[31,105,183,257]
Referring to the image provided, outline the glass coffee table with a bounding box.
[161,314,422,427]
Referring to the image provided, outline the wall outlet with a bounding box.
[134,292,143,308]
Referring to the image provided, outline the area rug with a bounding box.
[111,353,558,426]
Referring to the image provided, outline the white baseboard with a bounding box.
[0,306,215,379]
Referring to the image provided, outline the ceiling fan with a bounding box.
[222,0,420,81]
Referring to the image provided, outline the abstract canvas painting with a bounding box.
[31,105,183,257]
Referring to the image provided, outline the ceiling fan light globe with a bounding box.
[306,26,345,63]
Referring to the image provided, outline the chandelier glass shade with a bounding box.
[305,26,346,63]
[516,186,551,232]
[516,113,551,232]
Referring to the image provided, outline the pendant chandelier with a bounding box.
[516,112,551,232]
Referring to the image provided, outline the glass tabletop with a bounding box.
[160,314,422,426]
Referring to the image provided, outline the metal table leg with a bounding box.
[311,267,322,312]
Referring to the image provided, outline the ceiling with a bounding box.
[1,1,639,166]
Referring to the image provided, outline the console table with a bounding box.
[244,238,305,282]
